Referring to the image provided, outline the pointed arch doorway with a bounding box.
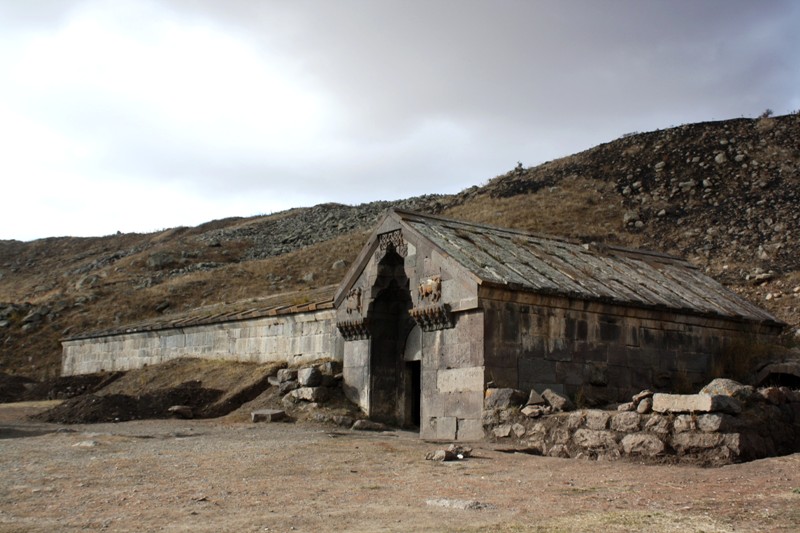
[367,246,418,427]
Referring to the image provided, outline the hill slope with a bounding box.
[1,114,798,379]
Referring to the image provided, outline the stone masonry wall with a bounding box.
[481,291,782,405]
[62,309,342,376]
[486,386,800,466]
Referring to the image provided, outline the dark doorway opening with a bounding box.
[406,360,421,428]
[368,248,413,426]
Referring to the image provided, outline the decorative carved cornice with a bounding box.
[337,319,370,341]
[409,304,454,331]
[378,229,407,257]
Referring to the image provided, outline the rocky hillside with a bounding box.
[1,114,799,379]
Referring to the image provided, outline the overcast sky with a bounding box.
[1,0,798,241]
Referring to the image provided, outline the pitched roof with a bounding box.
[66,285,337,341]
[391,209,781,324]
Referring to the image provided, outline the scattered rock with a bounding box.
[351,419,389,432]
[297,367,322,387]
[426,444,473,461]
[72,440,99,448]
[700,379,754,401]
[167,405,193,419]
[636,398,653,414]
[521,405,550,418]
[251,409,286,423]
[541,389,575,412]
[277,369,298,383]
[493,424,512,438]
[526,389,546,406]
[289,386,329,403]
[484,388,527,409]
[425,499,494,510]
[278,380,300,395]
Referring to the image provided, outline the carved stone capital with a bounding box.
[409,304,454,331]
[337,319,370,341]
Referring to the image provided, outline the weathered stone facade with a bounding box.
[480,289,780,404]
[333,210,783,441]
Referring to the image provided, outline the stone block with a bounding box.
[673,414,696,433]
[493,424,512,438]
[566,411,585,429]
[621,433,665,456]
[643,414,670,435]
[484,388,527,409]
[573,429,618,450]
[521,405,551,418]
[542,389,575,412]
[652,393,742,414]
[277,368,298,383]
[297,367,322,387]
[526,389,545,406]
[519,357,556,384]
[696,413,740,433]
[585,410,610,430]
[279,380,300,395]
[432,416,457,440]
[456,418,484,441]
[444,391,483,419]
[700,378,754,401]
[251,409,286,423]
[636,398,653,414]
[670,432,724,453]
[290,386,329,403]
[438,367,483,393]
[352,419,389,431]
[610,411,641,432]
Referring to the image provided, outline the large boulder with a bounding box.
[484,388,527,410]
[297,367,322,387]
[541,389,575,412]
[700,378,754,401]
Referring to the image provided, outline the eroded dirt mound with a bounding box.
[32,383,224,424]
[29,359,286,424]
[0,373,37,403]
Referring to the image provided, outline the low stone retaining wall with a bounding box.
[485,384,800,466]
[62,309,342,376]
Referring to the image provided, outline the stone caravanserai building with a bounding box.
[62,209,784,441]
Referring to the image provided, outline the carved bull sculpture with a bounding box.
[418,276,441,304]
[345,287,362,315]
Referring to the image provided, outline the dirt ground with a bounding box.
[1,402,799,533]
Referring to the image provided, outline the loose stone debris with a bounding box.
[425,444,473,462]
[167,405,193,419]
[425,499,494,510]
[485,379,800,466]
[251,409,286,423]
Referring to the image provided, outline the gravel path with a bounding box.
[1,404,799,532]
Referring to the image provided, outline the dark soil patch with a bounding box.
[23,372,124,401]
[32,383,223,424]
[0,373,37,403]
